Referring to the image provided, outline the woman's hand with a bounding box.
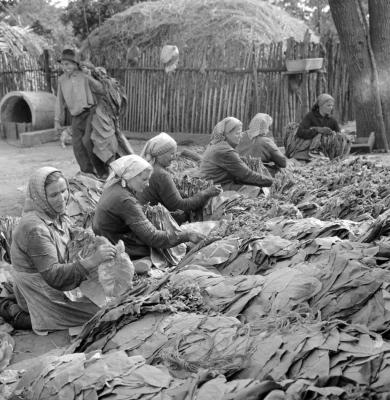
[317,127,333,136]
[205,185,223,197]
[88,244,117,267]
[186,230,206,244]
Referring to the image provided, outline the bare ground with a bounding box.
[0,139,146,217]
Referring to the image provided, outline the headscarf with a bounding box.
[247,113,273,139]
[210,117,242,145]
[316,93,335,107]
[105,155,152,189]
[140,132,177,165]
[23,166,68,220]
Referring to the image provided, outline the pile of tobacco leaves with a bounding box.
[10,154,390,400]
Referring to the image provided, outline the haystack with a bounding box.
[0,21,45,57]
[84,0,317,56]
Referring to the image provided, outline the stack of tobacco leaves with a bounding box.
[265,216,368,241]
[96,312,253,378]
[15,352,193,400]
[309,249,390,332]
[271,157,390,221]
[67,172,104,228]
[238,318,390,394]
[168,269,265,316]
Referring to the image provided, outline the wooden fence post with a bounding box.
[43,49,52,93]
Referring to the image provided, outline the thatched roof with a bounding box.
[0,21,45,57]
[84,0,318,55]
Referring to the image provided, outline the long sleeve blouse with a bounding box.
[11,212,88,291]
[200,141,273,188]
[93,183,189,257]
[237,133,287,168]
[138,165,211,212]
[296,110,340,140]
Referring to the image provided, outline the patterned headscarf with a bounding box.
[247,113,273,139]
[23,167,68,220]
[105,155,152,189]
[210,117,243,145]
[316,93,334,107]
[140,132,177,165]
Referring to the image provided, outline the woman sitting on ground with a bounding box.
[138,132,222,220]
[200,117,273,191]
[291,93,340,161]
[237,113,287,175]
[93,155,205,260]
[10,167,116,334]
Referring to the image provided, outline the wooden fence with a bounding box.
[95,36,354,141]
[0,51,58,98]
[0,37,353,142]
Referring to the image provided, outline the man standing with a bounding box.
[54,48,106,177]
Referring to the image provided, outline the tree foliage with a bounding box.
[268,0,334,34]
[61,0,142,40]
[1,0,76,53]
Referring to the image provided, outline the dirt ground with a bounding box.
[0,138,146,217]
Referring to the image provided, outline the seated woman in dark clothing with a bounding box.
[138,132,221,219]
[291,93,340,161]
[11,167,116,334]
[237,113,286,175]
[93,155,205,260]
[200,117,273,191]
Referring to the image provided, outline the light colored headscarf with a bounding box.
[140,132,177,165]
[105,155,152,189]
[316,93,335,107]
[23,166,68,220]
[247,113,273,139]
[210,117,242,145]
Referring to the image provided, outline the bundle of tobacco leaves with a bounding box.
[171,174,214,221]
[320,130,351,160]
[241,155,272,178]
[145,203,186,266]
[0,216,20,263]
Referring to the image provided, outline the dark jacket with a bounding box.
[138,165,211,212]
[237,133,287,168]
[200,141,273,189]
[293,110,340,160]
[93,183,188,258]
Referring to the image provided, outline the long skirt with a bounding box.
[13,270,98,335]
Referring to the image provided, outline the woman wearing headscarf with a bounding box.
[11,167,116,334]
[200,117,273,190]
[237,113,287,175]
[138,132,221,218]
[292,93,340,161]
[93,155,205,260]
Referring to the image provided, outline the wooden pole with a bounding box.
[43,49,51,93]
